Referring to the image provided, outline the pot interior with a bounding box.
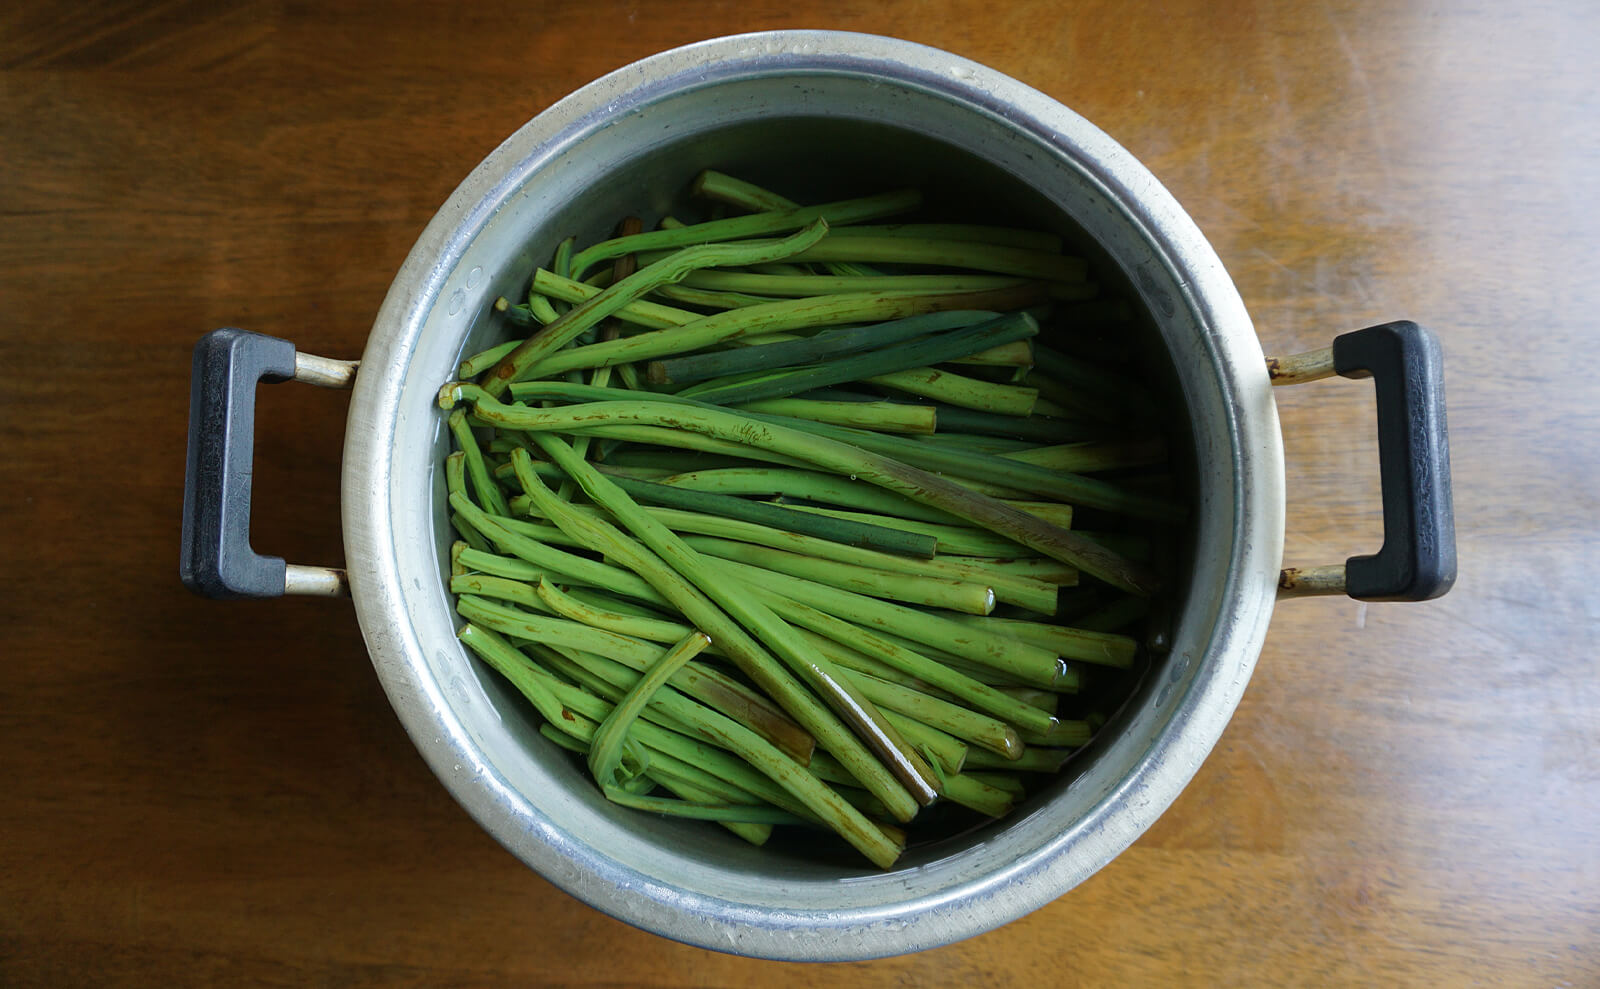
[357,43,1279,953]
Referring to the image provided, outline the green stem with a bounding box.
[690,169,795,211]
[776,505,1035,558]
[482,222,830,395]
[679,312,1039,406]
[524,645,822,819]
[589,631,712,787]
[567,189,922,280]
[598,787,808,824]
[510,449,930,822]
[593,501,1059,613]
[822,223,1062,252]
[681,534,996,615]
[647,310,996,385]
[652,284,778,310]
[651,466,967,525]
[845,672,1021,760]
[441,387,1160,592]
[733,399,937,434]
[965,746,1076,773]
[878,711,967,776]
[532,268,697,328]
[506,283,1049,380]
[938,773,1014,818]
[637,236,1086,281]
[454,574,815,762]
[1000,438,1168,473]
[532,579,815,763]
[447,408,510,517]
[451,495,669,605]
[552,467,940,558]
[517,442,938,813]
[678,270,1028,297]
[698,555,1068,689]
[759,600,1057,735]
[864,367,1039,417]
[941,614,1138,668]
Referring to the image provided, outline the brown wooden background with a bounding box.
[3,1,1596,985]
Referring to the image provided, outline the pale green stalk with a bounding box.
[513,442,937,814]
[447,408,510,517]
[864,367,1039,416]
[733,399,937,434]
[941,613,1138,668]
[965,746,1076,772]
[680,534,996,616]
[450,495,669,605]
[531,268,697,328]
[694,554,1067,689]
[678,270,1027,296]
[589,631,712,788]
[567,189,922,280]
[508,450,928,822]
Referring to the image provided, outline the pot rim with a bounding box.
[341,30,1284,960]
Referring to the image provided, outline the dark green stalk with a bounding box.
[999,438,1168,473]
[580,471,939,558]
[964,746,1075,773]
[646,310,996,385]
[1072,594,1152,632]
[679,312,1039,406]
[863,366,1039,417]
[822,223,1063,252]
[734,413,1184,524]
[1032,342,1158,411]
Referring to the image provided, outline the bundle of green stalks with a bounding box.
[437,170,1185,868]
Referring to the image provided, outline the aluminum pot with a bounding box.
[180,31,1455,960]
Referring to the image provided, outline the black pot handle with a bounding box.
[180,328,357,599]
[1270,320,1457,601]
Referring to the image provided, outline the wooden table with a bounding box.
[3,1,1595,984]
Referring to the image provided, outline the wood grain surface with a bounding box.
[2,1,1596,984]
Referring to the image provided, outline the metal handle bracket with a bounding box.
[180,328,357,599]
[1269,321,1456,602]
